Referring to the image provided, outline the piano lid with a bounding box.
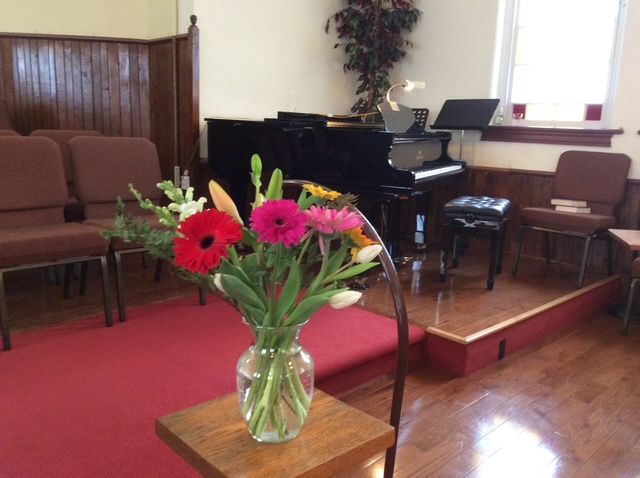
[275,111,385,130]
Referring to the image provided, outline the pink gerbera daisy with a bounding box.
[305,206,363,235]
[250,199,307,247]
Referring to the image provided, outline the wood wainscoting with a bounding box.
[0,18,199,180]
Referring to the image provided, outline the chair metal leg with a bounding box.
[488,230,499,290]
[114,251,127,322]
[98,256,113,327]
[577,235,593,289]
[622,278,639,335]
[607,236,614,276]
[0,271,11,351]
[63,264,73,299]
[154,259,163,283]
[199,286,207,305]
[544,232,551,265]
[79,262,88,296]
[512,226,526,275]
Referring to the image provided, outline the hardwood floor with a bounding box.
[4,249,638,477]
[336,312,640,477]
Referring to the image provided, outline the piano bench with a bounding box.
[439,196,511,290]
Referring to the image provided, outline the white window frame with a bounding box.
[494,0,628,128]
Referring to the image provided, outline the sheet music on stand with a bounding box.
[431,99,500,159]
[377,101,419,133]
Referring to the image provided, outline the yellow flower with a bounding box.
[208,180,244,225]
[346,227,375,248]
[303,184,342,201]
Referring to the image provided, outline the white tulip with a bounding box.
[329,290,362,309]
[213,274,225,294]
[355,244,383,264]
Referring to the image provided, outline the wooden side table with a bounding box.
[156,390,395,478]
[608,229,640,322]
[609,229,640,252]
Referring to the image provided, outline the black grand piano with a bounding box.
[205,101,497,256]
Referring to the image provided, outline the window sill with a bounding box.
[480,126,624,147]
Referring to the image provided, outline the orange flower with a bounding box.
[346,227,375,248]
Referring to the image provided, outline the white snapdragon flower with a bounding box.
[168,197,207,221]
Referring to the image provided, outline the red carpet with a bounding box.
[0,296,426,477]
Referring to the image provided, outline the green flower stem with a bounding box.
[307,237,331,295]
[241,328,311,441]
[295,235,313,267]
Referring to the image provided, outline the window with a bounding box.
[495,0,627,128]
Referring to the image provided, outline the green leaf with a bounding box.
[220,274,266,312]
[329,262,379,282]
[265,168,283,200]
[272,261,301,324]
[287,295,330,325]
[325,243,349,278]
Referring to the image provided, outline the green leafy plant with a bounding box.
[326,0,421,113]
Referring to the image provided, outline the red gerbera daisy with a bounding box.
[173,209,243,274]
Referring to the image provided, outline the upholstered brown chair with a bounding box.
[0,98,13,131]
[69,136,164,322]
[0,130,20,136]
[513,150,631,288]
[0,136,112,351]
[30,129,103,222]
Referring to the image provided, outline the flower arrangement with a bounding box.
[105,154,382,442]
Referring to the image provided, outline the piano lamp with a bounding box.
[386,80,426,111]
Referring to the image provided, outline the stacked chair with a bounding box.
[70,136,164,322]
[0,136,112,351]
[30,129,103,222]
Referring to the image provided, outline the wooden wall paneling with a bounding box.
[0,27,198,181]
[99,42,111,134]
[0,38,18,129]
[90,41,103,132]
[0,32,156,137]
[63,40,74,130]
[80,42,94,130]
[107,42,121,135]
[128,44,141,137]
[53,41,67,129]
[148,38,177,179]
[138,44,151,138]
[118,43,131,136]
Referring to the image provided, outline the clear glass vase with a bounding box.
[236,321,314,443]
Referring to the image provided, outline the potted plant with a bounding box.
[326,0,421,113]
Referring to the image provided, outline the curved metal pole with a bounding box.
[284,179,409,478]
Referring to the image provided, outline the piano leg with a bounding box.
[414,191,432,252]
[376,196,405,261]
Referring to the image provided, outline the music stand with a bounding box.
[432,99,499,159]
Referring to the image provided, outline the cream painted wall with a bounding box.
[0,0,176,39]
[192,0,640,177]
[192,0,354,122]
